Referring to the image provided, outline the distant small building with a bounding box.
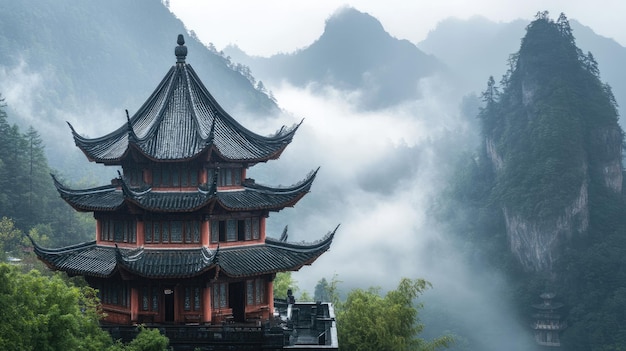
[6,256,22,265]
[532,292,566,348]
[30,34,338,350]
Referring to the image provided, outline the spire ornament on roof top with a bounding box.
[175,34,187,63]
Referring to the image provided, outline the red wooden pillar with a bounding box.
[203,284,212,324]
[130,286,139,323]
[201,220,210,246]
[260,217,266,241]
[95,220,101,244]
[136,221,144,246]
[267,279,274,319]
[174,286,181,323]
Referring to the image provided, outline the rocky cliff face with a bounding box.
[499,126,622,273]
[591,126,623,193]
[494,126,622,272]
[503,182,589,271]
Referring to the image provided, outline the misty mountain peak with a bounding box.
[322,6,387,45]
[264,6,443,109]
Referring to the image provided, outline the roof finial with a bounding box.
[175,34,187,63]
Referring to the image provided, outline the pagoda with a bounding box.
[531,292,566,348]
[31,35,336,329]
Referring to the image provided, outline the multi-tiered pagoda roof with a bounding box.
[68,39,298,165]
[33,34,335,282]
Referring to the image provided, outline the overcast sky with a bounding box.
[168,0,625,56]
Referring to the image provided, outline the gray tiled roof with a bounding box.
[52,170,317,213]
[218,231,336,277]
[30,227,336,279]
[116,246,216,278]
[69,61,298,164]
[33,240,118,278]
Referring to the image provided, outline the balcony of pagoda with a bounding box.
[532,321,567,330]
[101,300,339,350]
[102,307,272,327]
[102,324,273,351]
[211,308,234,324]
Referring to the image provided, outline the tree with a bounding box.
[0,264,112,350]
[0,217,22,260]
[122,326,169,351]
[273,272,298,300]
[480,76,499,105]
[0,264,170,351]
[314,274,341,306]
[337,278,453,351]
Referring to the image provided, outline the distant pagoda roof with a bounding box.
[28,227,337,279]
[52,169,318,213]
[69,35,299,165]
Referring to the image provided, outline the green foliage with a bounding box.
[336,278,453,351]
[0,101,95,250]
[273,272,298,300]
[314,274,342,307]
[0,264,170,351]
[0,264,112,351]
[298,290,313,302]
[124,326,169,351]
[0,217,22,259]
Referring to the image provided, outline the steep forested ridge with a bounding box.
[442,13,626,350]
[0,0,277,113]
[0,98,94,253]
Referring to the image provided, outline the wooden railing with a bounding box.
[102,324,284,351]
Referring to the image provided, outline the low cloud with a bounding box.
[250,78,535,350]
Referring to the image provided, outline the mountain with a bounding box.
[418,15,626,128]
[0,0,278,176]
[443,13,626,350]
[224,7,445,110]
[484,14,622,272]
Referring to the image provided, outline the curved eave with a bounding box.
[265,224,338,252]
[115,246,217,279]
[30,239,118,278]
[184,64,300,162]
[69,122,130,165]
[52,174,124,212]
[209,140,291,164]
[217,225,337,278]
[216,168,318,211]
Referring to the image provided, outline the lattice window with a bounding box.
[144,220,201,244]
[152,165,200,187]
[141,286,159,311]
[100,219,136,243]
[212,283,228,309]
[184,286,203,311]
[217,167,242,187]
[98,282,129,307]
[246,278,266,306]
[210,217,261,243]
